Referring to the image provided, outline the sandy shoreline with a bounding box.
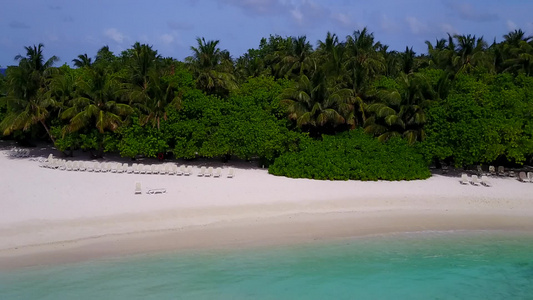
[1,143,533,269]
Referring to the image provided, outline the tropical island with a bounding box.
[1,29,533,269]
[1,28,532,179]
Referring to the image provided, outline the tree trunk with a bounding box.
[40,119,56,144]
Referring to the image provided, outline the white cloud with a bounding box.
[291,8,304,25]
[160,33,175,45]
[506,20,517,31]
[406,17,427,35]
[331,12,352,29]
[223,0,285,15]
[444,1,498,22]
[104,28,125,44]
[380,14,397,33]
[527,22,533,35]
[440,23,458,35]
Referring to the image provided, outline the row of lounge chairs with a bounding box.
[196,166,234,178]
[485,165,527,178]
[41,155,235,178]
[5,148,30,158]
[518,172,533,183]
[462,171,533,185]
[460,174,492,187]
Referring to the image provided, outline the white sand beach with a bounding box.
[1,143,533,269]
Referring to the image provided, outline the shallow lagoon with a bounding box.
[2,230,533,299]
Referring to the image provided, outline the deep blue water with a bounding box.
[1,230,533,299]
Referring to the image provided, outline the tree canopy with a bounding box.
[1,28,532,179]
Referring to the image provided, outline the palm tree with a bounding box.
[503,29,531,47]
[61,67,133,155]
[425,35,455,72]
[499,29,533,75]
[127,42,160,87]
[364,73,434,144]
[341,28,385,126]
[93,45,119,72]
[280,70,357,136]
[14,43,59,73]
[72,54,92,68]
[0,44,58,142]
[131,71,183,130]
[316,32,346,82]
[278,36,314,79]
[186,37,237,96]
[235,50,265,81]
[454,34,489,73]
[400,47,416,74]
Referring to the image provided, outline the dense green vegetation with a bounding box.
[1,28,532,180]
[269,130,431,180]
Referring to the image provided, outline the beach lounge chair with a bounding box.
[227,168,235,178]
[128,163,136,174]
[497,166,505,176]
[138,164,146,174]
[72,161,80,171]
[460,173,469,185]
[40,159,48,168]
[470,175,480,186]
[178,165,186,175]
[476,165,483,175]
[198,166,206,177]
[509,171,516,178]
[117,163,123,173]
[50,159,57,169]
[205,167,213,177]
[519,172,528,182]
[93,162,101,172]
[168,164,176,175]
[86,162,94,172]
[41,158,52,168]
[135,182,142,194]
[79,162,87,171]
[146,188,166,194]
[111,163,118,173]
[480,175,492,187]
[66,161,73,171]
[528,172,533,183]
[489,166,496,176]
[214,167,222,178]
[151,164,159,174]
[159,164,167,175]
[185,166,192,176]
[47,158,54,169]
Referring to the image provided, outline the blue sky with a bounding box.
[2,0,532,67]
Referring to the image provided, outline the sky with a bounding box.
[2,0,533,67]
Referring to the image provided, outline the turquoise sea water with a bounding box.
[1,230,533,299]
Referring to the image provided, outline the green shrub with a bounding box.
[268,129,431,181]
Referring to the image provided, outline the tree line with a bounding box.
[0,28,532,179]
